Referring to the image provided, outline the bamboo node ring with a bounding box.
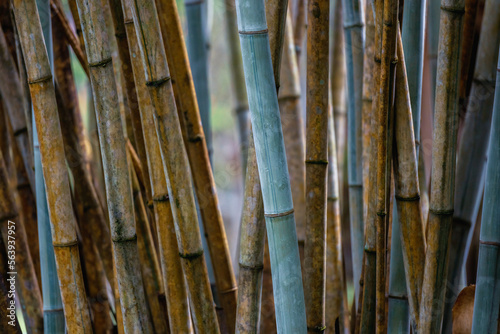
[388,294,408,301]
[12,127,28,137]
[305,159,328,165]
[124,19,134,25]
[440,5,465,14]
[344,21,364,30]
[376,211,386,217]
[88,57,112,68]
[188,134,204,143]
[28,74,52,85]
[239,29,269,35]
[479,240,500,247]
[185,0,204,6]
[112,235,138,242]
[53,240,79,247]
[265,208,294,218]
[395,194,420,202]
[179,249,204,259]
[429,208,454,216]
[153,194,169,202]
[307,325,327,332]
[239,263,264,271]
[327,196,339,201]
[146,76,171,87]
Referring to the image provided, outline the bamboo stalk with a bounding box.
[12,0,93,331]
[442,2,500,332]
[127,0,219,331]
[73,0,153,331]
[419,0,465,332]
[235,0,307,331]
[154,1,238,327]
[224,0,250,175]
[121,5,192,328]
[293,0,306,61]
[265,0,288,90]
[304,0,329,331]
[470,45,500,334]
[259,240,277,333]
[426,0,441,108]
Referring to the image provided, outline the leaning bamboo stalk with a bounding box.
[419,0,465,332]
[122,5,192,328]
[392,29,426,331]
[0,149,43,333]
[342,0,365,305]
[293,0,306,61]
[304,0,329,331]
[0,26,35,195]
[224,0,250,174]
[442,2,500,332]
[73,0,153,331]
[12,0,93,331]
[235,0,307,331]
[470,45,500,334]
[127,0,219,331]
[154,0,238,327]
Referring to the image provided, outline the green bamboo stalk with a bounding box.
[12,0,93,331]
[470,45,500,334]
[442,2,500,332]
[235,0,307,331]
[121,3,192,329]
[127,0,219,331]
[342,0,365,306]
[401,0,426,148]
[304,0,329,331]
[224,0,250,175]
[419,0,465,332]
[74,0,154,331]
[154,1,238,326]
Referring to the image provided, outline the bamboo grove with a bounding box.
[0,0,499,332]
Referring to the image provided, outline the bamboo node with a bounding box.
[349,183,362,188]
[53,240,79,247]
[278,94,301,102]
[265,208,294,218]
[44,308,64,313]
[124,19,134,25]
[239,29,269,35]
[376,211,386,217]
[12,127,28,137]
[88,57,112,68]
[479,240,500,247]
[327,196,339,201]
[28,74,53,85]
[388,294,408,301]
[395,194,420,202]
[179,249,204,259]
[344,21,364,30]
[307,325,327,332]
[305,159,328,165]
[185,0,204,5]
[112,235,138,242]
[188,134,204,143]
[239,263,264,271]
[153,194,169,202]
[429,208,454,216]
[147,200,154,209]
[146,76,171,87]
[440,5,465,14]
[364,247,376,253]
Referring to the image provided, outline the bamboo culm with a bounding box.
[235,0,307,331]
[12,0,93,331]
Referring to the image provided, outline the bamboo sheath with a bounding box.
[236,0,307,331]
[154,1,237,327]
[74,0,153,331]
[224,0,250,174]
[470,45,500,334]
[304,0,329,331]
[0,26,35,196]
[393,28,426,332]
[419,0,465,332]
[0,150,43,333]
[127,0,219,331]
[443,2,500,332]
[12,0,93,331]
[122,3,192,329]
[342,0,365,306]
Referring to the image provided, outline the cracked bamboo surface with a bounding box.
[122,2,192,329]
[127,0,219,331]
[419,0,465,332]
[12,0,93,331]
[74,0,153,331]
[304,0,329,331]
[154,1,237,328]
[393,28,426,332]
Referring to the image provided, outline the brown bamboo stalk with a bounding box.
[419,0,465,332]
[0,230,22,334]
[67,0,86,54]
[393,28,426,331]
[304,0,329,331]
[294,0,307,61]
[0,25,35,195]
[127,0,219,331]
[52,14,115,290]
[260,238,277,333]
[12,0,93,331]
[153,1,237,328]
[266,0,288,90]
[0,151,43,333]
[73,0,154,331]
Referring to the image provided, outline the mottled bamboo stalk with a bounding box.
[304,0,329,331]
[74,0,153,331]
[121,4,192,329]
[127,0,219,331]
[393,28,426,332]
[154,1,237,327]
[419,0,465,332]
[442,2,500,332]
[0,26,34,195]
[12,0,93,331]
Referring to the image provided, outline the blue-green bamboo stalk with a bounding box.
[387,203,410,334]
[401,0,426,151]
[342,0,365,304]
[442,2,500,333]
[34,0,65,331]
[235,1,307,331]
[471,47,500,334]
